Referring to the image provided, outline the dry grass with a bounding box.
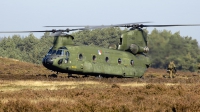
[1,57,200,111]
[0,57,52,76]
[0,80,108,92]
[1,81,200,112]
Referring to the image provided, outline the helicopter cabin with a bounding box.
[43,45,150,78]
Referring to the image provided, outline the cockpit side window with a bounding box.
[66,51,70,57]
[56,49,64,55]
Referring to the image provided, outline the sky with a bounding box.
[0,0,200,43]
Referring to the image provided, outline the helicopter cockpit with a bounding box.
[42,46,70,68]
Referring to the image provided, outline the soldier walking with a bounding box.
[167,61,176,78]
[198,63,200,73]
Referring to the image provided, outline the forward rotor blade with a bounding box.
[0,28,86,34]
[44,25,97,27]
[0,30,54,33]
[51,31,63,36]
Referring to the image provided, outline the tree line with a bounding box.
[0,28,199,72]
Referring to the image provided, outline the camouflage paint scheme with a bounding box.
[42,30,151,78]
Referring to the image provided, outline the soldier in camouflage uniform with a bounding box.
[167,61,176,78]
[198,63,200,73]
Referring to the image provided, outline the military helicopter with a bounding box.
[0,23,200,78]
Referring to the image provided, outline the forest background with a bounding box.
[0,28,199,72]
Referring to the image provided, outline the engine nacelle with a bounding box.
[129,44,149,54]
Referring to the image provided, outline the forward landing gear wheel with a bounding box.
[139,75,144,79]
[96,74,102,80]
[68,73,72,78]
[83,75,88,78]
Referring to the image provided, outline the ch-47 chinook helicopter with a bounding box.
[0,22,200,78]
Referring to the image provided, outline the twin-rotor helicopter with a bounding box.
[0,22,200,78]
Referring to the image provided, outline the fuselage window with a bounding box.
[79,54,83,60]
[130,60,134,66]
[92,55,96,61]
[118,58,121,64]
[105,57,109,62]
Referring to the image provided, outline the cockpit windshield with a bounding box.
[47,47,69,56]
[47,48,56,55]
[47,49,52,55]
[56,49,64,55]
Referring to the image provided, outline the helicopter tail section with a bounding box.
[117,30,149,54]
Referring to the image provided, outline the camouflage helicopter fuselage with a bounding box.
[42,30,151,78]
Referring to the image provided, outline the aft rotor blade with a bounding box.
[141,24,200,27]
[109,22,152,27]
[44,22,152,28]
[82,22,152,29]
[89,23,200,29]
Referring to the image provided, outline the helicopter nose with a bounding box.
[42,57,53,65]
